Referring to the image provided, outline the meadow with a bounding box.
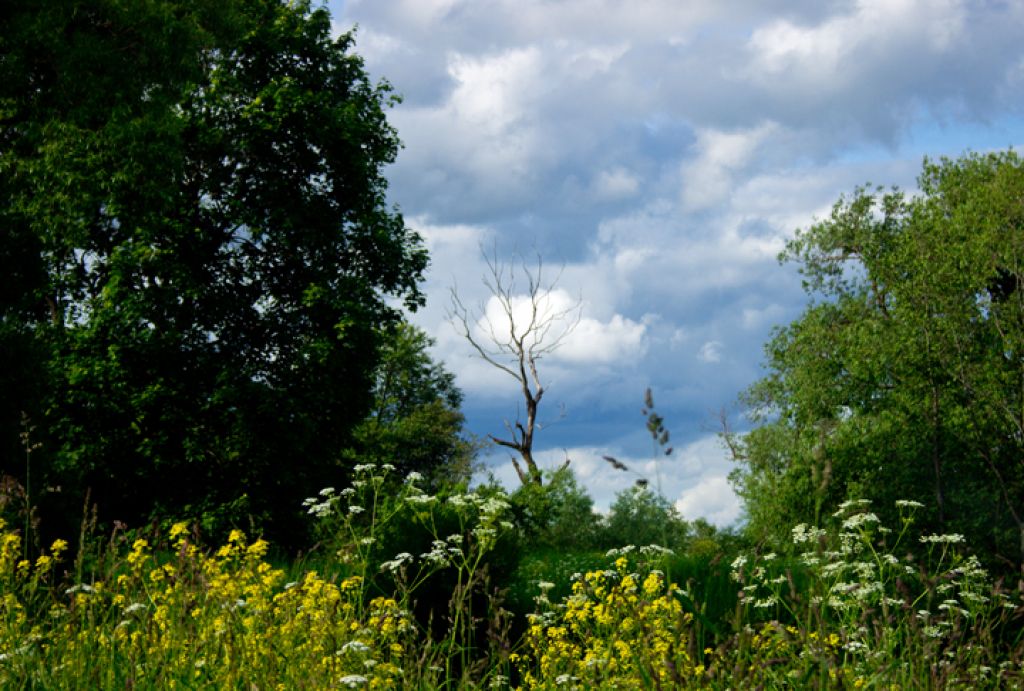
[2,464,1021,689]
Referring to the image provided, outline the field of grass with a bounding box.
[2,466,1022,689]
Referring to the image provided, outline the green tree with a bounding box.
[732,151,1024,564]
[509,466,601,549]
[347,323,477,487]
[0,0,427,542]
[602,485,689,552]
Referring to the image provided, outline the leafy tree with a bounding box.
[732,151,1024,565]
[602,485,689,552]
[509,467,601,549]
[346,323,478,488]
[0,0,427,542]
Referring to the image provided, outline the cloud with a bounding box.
[559,313,647,365]
[681,123,779,211]
[675,476,742,527]
[745,0,967,86]
[472,288,646,367]
[697,341,723,364]
[592,167,641,201]
[333,0,1024,532]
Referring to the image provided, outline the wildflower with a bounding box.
[895,499,924,509]
[920,533,964,544]
[730,555,748,581]
[340,640,370,653]
[834,499,872,516]
[606,546,636,557]
[792,523,827,544]
[638,544,673,557]
[379,553,414,573]
[842,512,880,530]
[339,674,368,687]
[65,584,96,595]
[168,522,189,541]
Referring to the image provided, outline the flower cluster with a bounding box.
[514,554,703,689]
[0,521,414,688]
[719,499,1023,687]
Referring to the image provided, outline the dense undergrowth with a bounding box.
[1,465,1022,689]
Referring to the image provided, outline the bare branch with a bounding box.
[447,247,582,485]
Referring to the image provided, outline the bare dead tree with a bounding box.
[448,250,582,485]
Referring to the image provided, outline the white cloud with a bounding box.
[697,340,723,363]
[675,476,742,527]
[559,314,647,364]
[741,304,785,330]
[681,123,779,211]
[473,288,646,367]
[333,0,1024,534]
[745,0,967,85]
[592,167,641,201]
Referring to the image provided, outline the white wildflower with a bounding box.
[895,499,924,509]
[920,533,964,544]
[842,512,880,530]
[340,640,370,653]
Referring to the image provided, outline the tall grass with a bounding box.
[1,478,1021,689]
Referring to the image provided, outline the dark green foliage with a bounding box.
[508,467,602,550]
[347,323,477,488]
[733,151,1024,566]
[602,485,689,552]
[1,0,427,543]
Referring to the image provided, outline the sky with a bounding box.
[326,0,1024,526]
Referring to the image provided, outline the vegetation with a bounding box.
[731,151,1024,566]
[2,0,1023,686]
[2,468,1021,688]
[1,0,429,544]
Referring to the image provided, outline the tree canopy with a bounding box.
[347,323,477,489]
[1,0,428,542]
[732,151,1024,566]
